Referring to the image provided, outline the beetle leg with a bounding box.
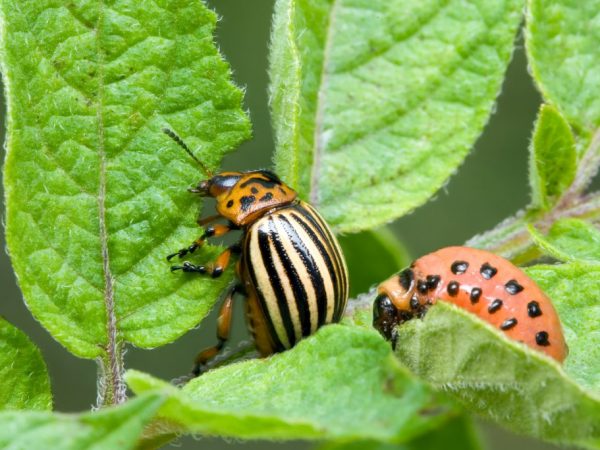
[171,242,241,278]
[191,284,241,377]
[167,223,234,261]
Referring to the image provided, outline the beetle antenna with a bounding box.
[162,128,213,177]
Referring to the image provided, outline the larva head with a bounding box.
[195,170,297,225]
[373,294,399,341]
[373,268,417,340]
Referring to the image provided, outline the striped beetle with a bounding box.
[164,129,349,376]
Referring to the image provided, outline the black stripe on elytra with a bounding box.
[270,216,313,337]
[298,203,347,319]
[244,231,285,352]
[256,221,297,347]
[289,211,337,327]
[279,214,327,332]
[295,204,346,321]
[240,177,279,189]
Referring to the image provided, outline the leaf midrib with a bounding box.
[93,0,123,404]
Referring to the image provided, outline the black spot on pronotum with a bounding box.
[240,195,256,212]
[480,263,497,280]
[470,287,482,304]
[527,301,542,318]
[226,200,234,208]
[259,192,274,202]
[417,280,428,294]
[488,299,503,313]
[251,187,259,194]
[398,269,414,291]
[426,275,441,290]
[447,281,459,296]
[505,280,524,295]
[500,318,518,330]
[240,177,277,189]
[535,331,550,346]
[451,260,469,275]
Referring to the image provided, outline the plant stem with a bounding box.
[97,343,126,408]
[468,129,600,264]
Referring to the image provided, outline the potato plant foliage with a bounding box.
[0,0,599,449]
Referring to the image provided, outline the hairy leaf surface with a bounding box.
[316,415,483,450]
[0,394,163,450]
[526,263,600,392]
[270,0,524,232]
[530,219,600,265]
[529,104,576,210]
[394,301,600,448]
[527,0,600,135]
[0,318,52,411]
[127,325,457,442]
[1,0,250,359]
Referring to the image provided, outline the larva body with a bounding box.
[374,246,567,362]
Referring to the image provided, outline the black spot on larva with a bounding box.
[470,287,482,304]
[488,299,503,313]
[251,187,259,194]
[410,296,420,310]
[480,263,497,280]
[500,318,518,330]
[527,301,542,318]
[417,280,428,294]
[426,275,441,290]
[398,269,414,291]
[535,331,550,346]
[279,187,287,195]
[239,195,256,212]
[259,192,274,202]
[226,200,234,208]
[447,281,459,296]
[505,280,524,295]
[451,260,469,275]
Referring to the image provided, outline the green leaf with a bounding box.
[0,393,164,450]
[269,0,524,232]
[526,0,600,135]
[1,0,250,364]
[530,219,600,265]
[526,263,600,392]
[394,301,600,448]
[529,104,577,210]
[0,317,52,411]
[127,325,457,442]
[338,227,411,297]
[315,415,483,450]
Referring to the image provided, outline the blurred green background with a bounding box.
[0,1,584,449]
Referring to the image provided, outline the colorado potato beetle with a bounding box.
[373,246,567,362]
[164,129,349,375]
